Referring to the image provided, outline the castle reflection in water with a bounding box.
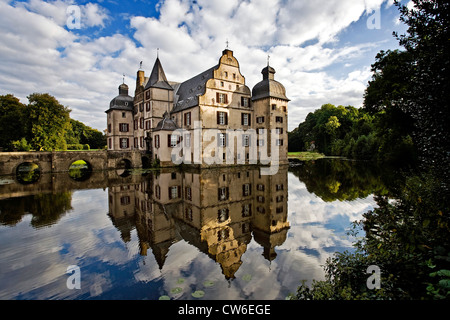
[108,166,289,279]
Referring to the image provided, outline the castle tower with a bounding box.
[252,64,289,164]
[105,83,134,150]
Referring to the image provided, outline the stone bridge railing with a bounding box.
[0,150,145,176]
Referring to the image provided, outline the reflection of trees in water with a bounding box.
[16,163,41,184]
[290,159,399,202]
[0,192,73,228]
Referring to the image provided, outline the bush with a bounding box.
[67,144,83,150]
[83,144,90,150]
[12,138,31,151]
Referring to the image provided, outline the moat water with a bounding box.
[0,159,393,300]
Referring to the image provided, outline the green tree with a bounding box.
[392,0,450,182]
[27,93,71,151]
[0,94,27,151]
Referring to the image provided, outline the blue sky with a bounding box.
[0,0,408,131]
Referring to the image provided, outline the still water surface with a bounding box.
[0,160,388,300]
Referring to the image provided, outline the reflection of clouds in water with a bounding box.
[0,189,125,299]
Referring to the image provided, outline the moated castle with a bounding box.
[106,48,289,167]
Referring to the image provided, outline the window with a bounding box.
[257,184,265,191]
[218,187,229,201]
[119,123,129,132]
[155,185,161,199]
[242,183,251,196]
[242,204,252,217]
[139,103,144,112]
[275,116,283,123]
[184,133,191,147]
[146,91,150,99]
[257,116,265,124]
[257,196,265,203]
[283,106,287,112]
[243,134,250,147]
[218,133,226,147]
[108,138,112,149]
[140,136,144,148]
[134,137,138,148]
[216,92,228,104]
[276,127,283,134]
[120,138,129,149]
[140,117,144,129]
[108,124,111,133]
[120,196,130,205]
[122,112,126,118]
[184,112,191,126]
[241,113,251,126]
[220,81,224,87]
[257,139,264,147]
[241,97,249,107]
[272,104,277,110]
[168,186,180,199]
[276,206,284,213]
[134,119,138,130]
[155,135,160,148]
[217,111,228,125]
[276,184,284,191]
[217,228,230,241]
[185,187,192,200]
[218,208,229,222]
[233,73,236,80]
[276,139,284,146]
[276,195,284,202]
[168,134,180,147]
[257,206,265,214]
[146,120,151,130]
[146,102,150,111]
[185,207,193,221]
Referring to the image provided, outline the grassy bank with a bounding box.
[288,151,326,160]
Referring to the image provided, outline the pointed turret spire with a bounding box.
[144,55,173,90]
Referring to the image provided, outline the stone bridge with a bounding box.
[0,150,147,176]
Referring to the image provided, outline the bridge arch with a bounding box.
[68,159,93,181]
[15,162,41,184]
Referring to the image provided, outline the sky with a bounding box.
[0,0,409,132]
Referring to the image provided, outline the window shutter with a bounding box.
[216,92,220,103]
[177,186,181,198]
[241,113,244,125]
[217,111,220,125]
[168,134,172,147]
[168,187,172,200]
[225,112,228,125]
[248,115,251,126]
[225,94,228,104]
[184,113,187,126]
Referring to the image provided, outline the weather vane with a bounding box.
[226,39,229,49]
[267,54,270,66]
[123,73,125,84]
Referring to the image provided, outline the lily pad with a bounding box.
[203,280,214,287]
[159,295,170,300]
[170,287,183,294]
[177,278,185,284]
[191,290,205,298]
[242,274,252,282]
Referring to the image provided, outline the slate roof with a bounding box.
[106,83,134,112]
[154,112,179,131]
[172,65,218,113]
[252,66,289,102]
[144,57,173,91]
